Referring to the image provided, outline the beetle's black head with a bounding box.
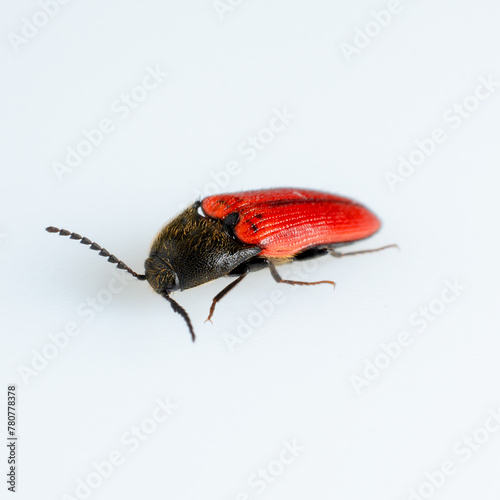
[144,254,179,294]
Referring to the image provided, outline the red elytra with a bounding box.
[46,187,395,341]
[201,188,381,258]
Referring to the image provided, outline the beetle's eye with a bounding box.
[166,272,180,292]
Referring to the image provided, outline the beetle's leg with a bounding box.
[205,268,250,323]
[328,244,398,258]
[268,261,335,288]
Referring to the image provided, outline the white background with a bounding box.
[1,1,500,499]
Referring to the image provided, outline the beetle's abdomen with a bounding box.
[201,188,380,258]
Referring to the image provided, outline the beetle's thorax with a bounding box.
[145,202,260,294]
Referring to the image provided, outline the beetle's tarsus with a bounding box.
[268,261,336,288]
[329,243,398,258]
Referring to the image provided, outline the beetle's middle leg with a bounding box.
[205,267,250,323]
[268,261,335,288]
[328,244,398,258]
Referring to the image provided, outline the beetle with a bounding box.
[46,188,396,341]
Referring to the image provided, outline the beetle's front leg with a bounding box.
[205,267,250,323]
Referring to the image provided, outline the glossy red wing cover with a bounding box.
[201,188,381,258]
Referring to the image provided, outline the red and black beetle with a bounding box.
[46,188,396,341]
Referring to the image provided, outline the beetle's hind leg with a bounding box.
[268,261,335,288]
[205,268,250,323]
[328,243,398,258]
